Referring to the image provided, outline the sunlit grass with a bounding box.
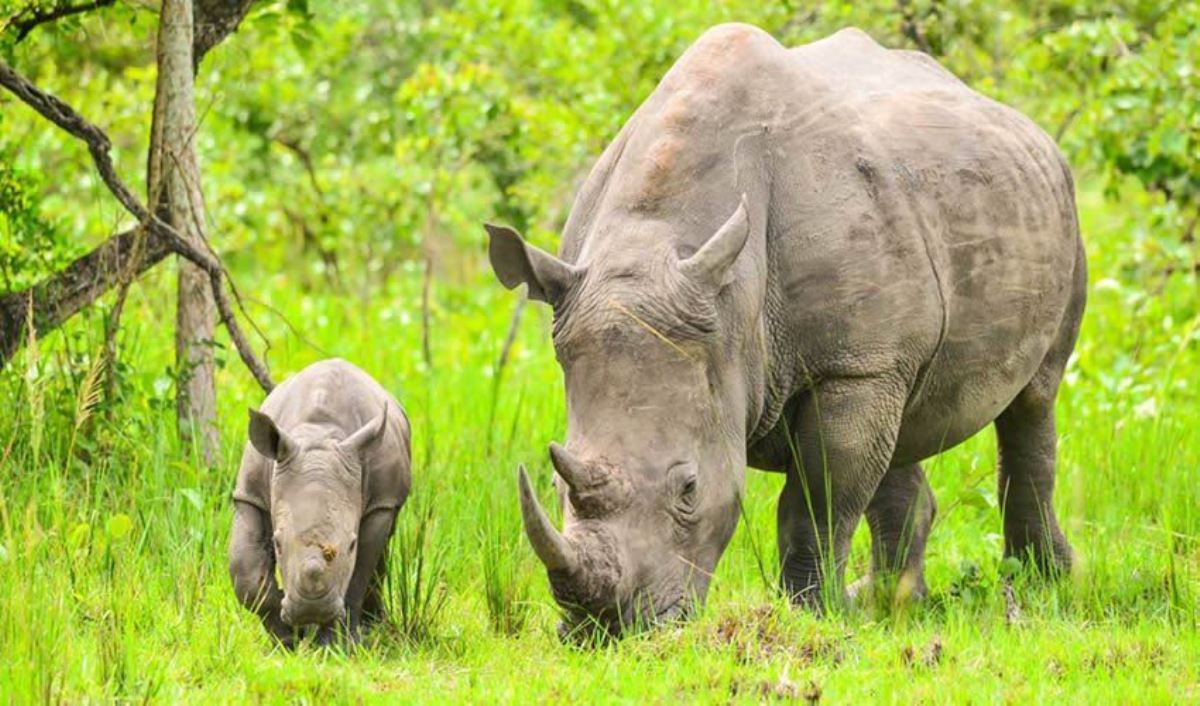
[0,186,1197,702]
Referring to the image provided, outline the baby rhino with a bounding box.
[229,359,411,646]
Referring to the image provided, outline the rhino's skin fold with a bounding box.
[228,358,411,646]
[489,23,1084,638]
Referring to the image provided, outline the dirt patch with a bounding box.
[711,605,847,666]
[901,635,944,669]
[1085,642,1167,674]
[728,673,822,703]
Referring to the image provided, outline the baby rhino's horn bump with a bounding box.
[321,544,337,562]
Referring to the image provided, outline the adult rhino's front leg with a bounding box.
[344,508,398,638]
[228,501,295,647]
[776,376,909,608]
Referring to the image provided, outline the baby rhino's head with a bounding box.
[247,406,387,628]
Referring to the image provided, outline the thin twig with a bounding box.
[494,292,526,376]
[421,254,433,369]
[4,0,116,42]
[1054,107,1081,142]
[241,295,331,357]
[485,292,527,456]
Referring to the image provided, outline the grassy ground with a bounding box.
[0,186,1197,703]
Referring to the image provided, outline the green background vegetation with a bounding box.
[1,0,1198,702]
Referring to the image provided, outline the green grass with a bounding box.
[0,185,1197,703]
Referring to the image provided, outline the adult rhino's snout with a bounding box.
[518,459,624,635]
[517,465,577,573]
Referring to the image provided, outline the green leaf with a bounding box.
[105,513,133,542]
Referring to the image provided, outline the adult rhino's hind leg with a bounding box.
[776,377,908,608]
[855,462,936,603]
[995,382,1073,575]
[994,242,1084,576]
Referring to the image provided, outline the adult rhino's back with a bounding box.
[572,24,1083,462]
[775,28,1083,461]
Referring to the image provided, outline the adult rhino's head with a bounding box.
[486,197,757,640]
[247,407,387,628]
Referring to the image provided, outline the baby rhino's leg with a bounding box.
[229,501,295,647]
[345,509,398,637]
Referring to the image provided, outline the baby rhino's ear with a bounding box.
[339,402,388,458]
[248,409,297,461]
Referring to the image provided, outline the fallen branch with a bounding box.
[0,58,273,392]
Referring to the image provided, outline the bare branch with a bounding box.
[1054,107,1081,142]
[4,0,116,42]
[0,58,274,392]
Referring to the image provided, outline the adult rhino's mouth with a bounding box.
[555,594,692,644]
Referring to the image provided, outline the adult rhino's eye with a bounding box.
[348,537,357,553]
[677,471,698,515]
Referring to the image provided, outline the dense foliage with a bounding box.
[2,1,1196,291]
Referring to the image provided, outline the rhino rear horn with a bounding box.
[548,442,590,492]
[338,402,388,458]
[678,194,750,288]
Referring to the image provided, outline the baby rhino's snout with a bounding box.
[280,551,344,626]
[280,589,345,627]
[299,556,330,598]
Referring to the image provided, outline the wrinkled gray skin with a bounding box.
[487,24,1085,639]
[228,359,411,647]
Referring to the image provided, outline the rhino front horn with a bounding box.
[517,465,577,572]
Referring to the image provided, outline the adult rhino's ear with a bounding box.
[484,223,581,306]
[678,194,750,289]
[248,408,297,462]
[338,402,388,459]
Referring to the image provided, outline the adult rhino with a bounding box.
[486,24,1084,638]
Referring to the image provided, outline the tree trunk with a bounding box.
[149,0,219,462]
